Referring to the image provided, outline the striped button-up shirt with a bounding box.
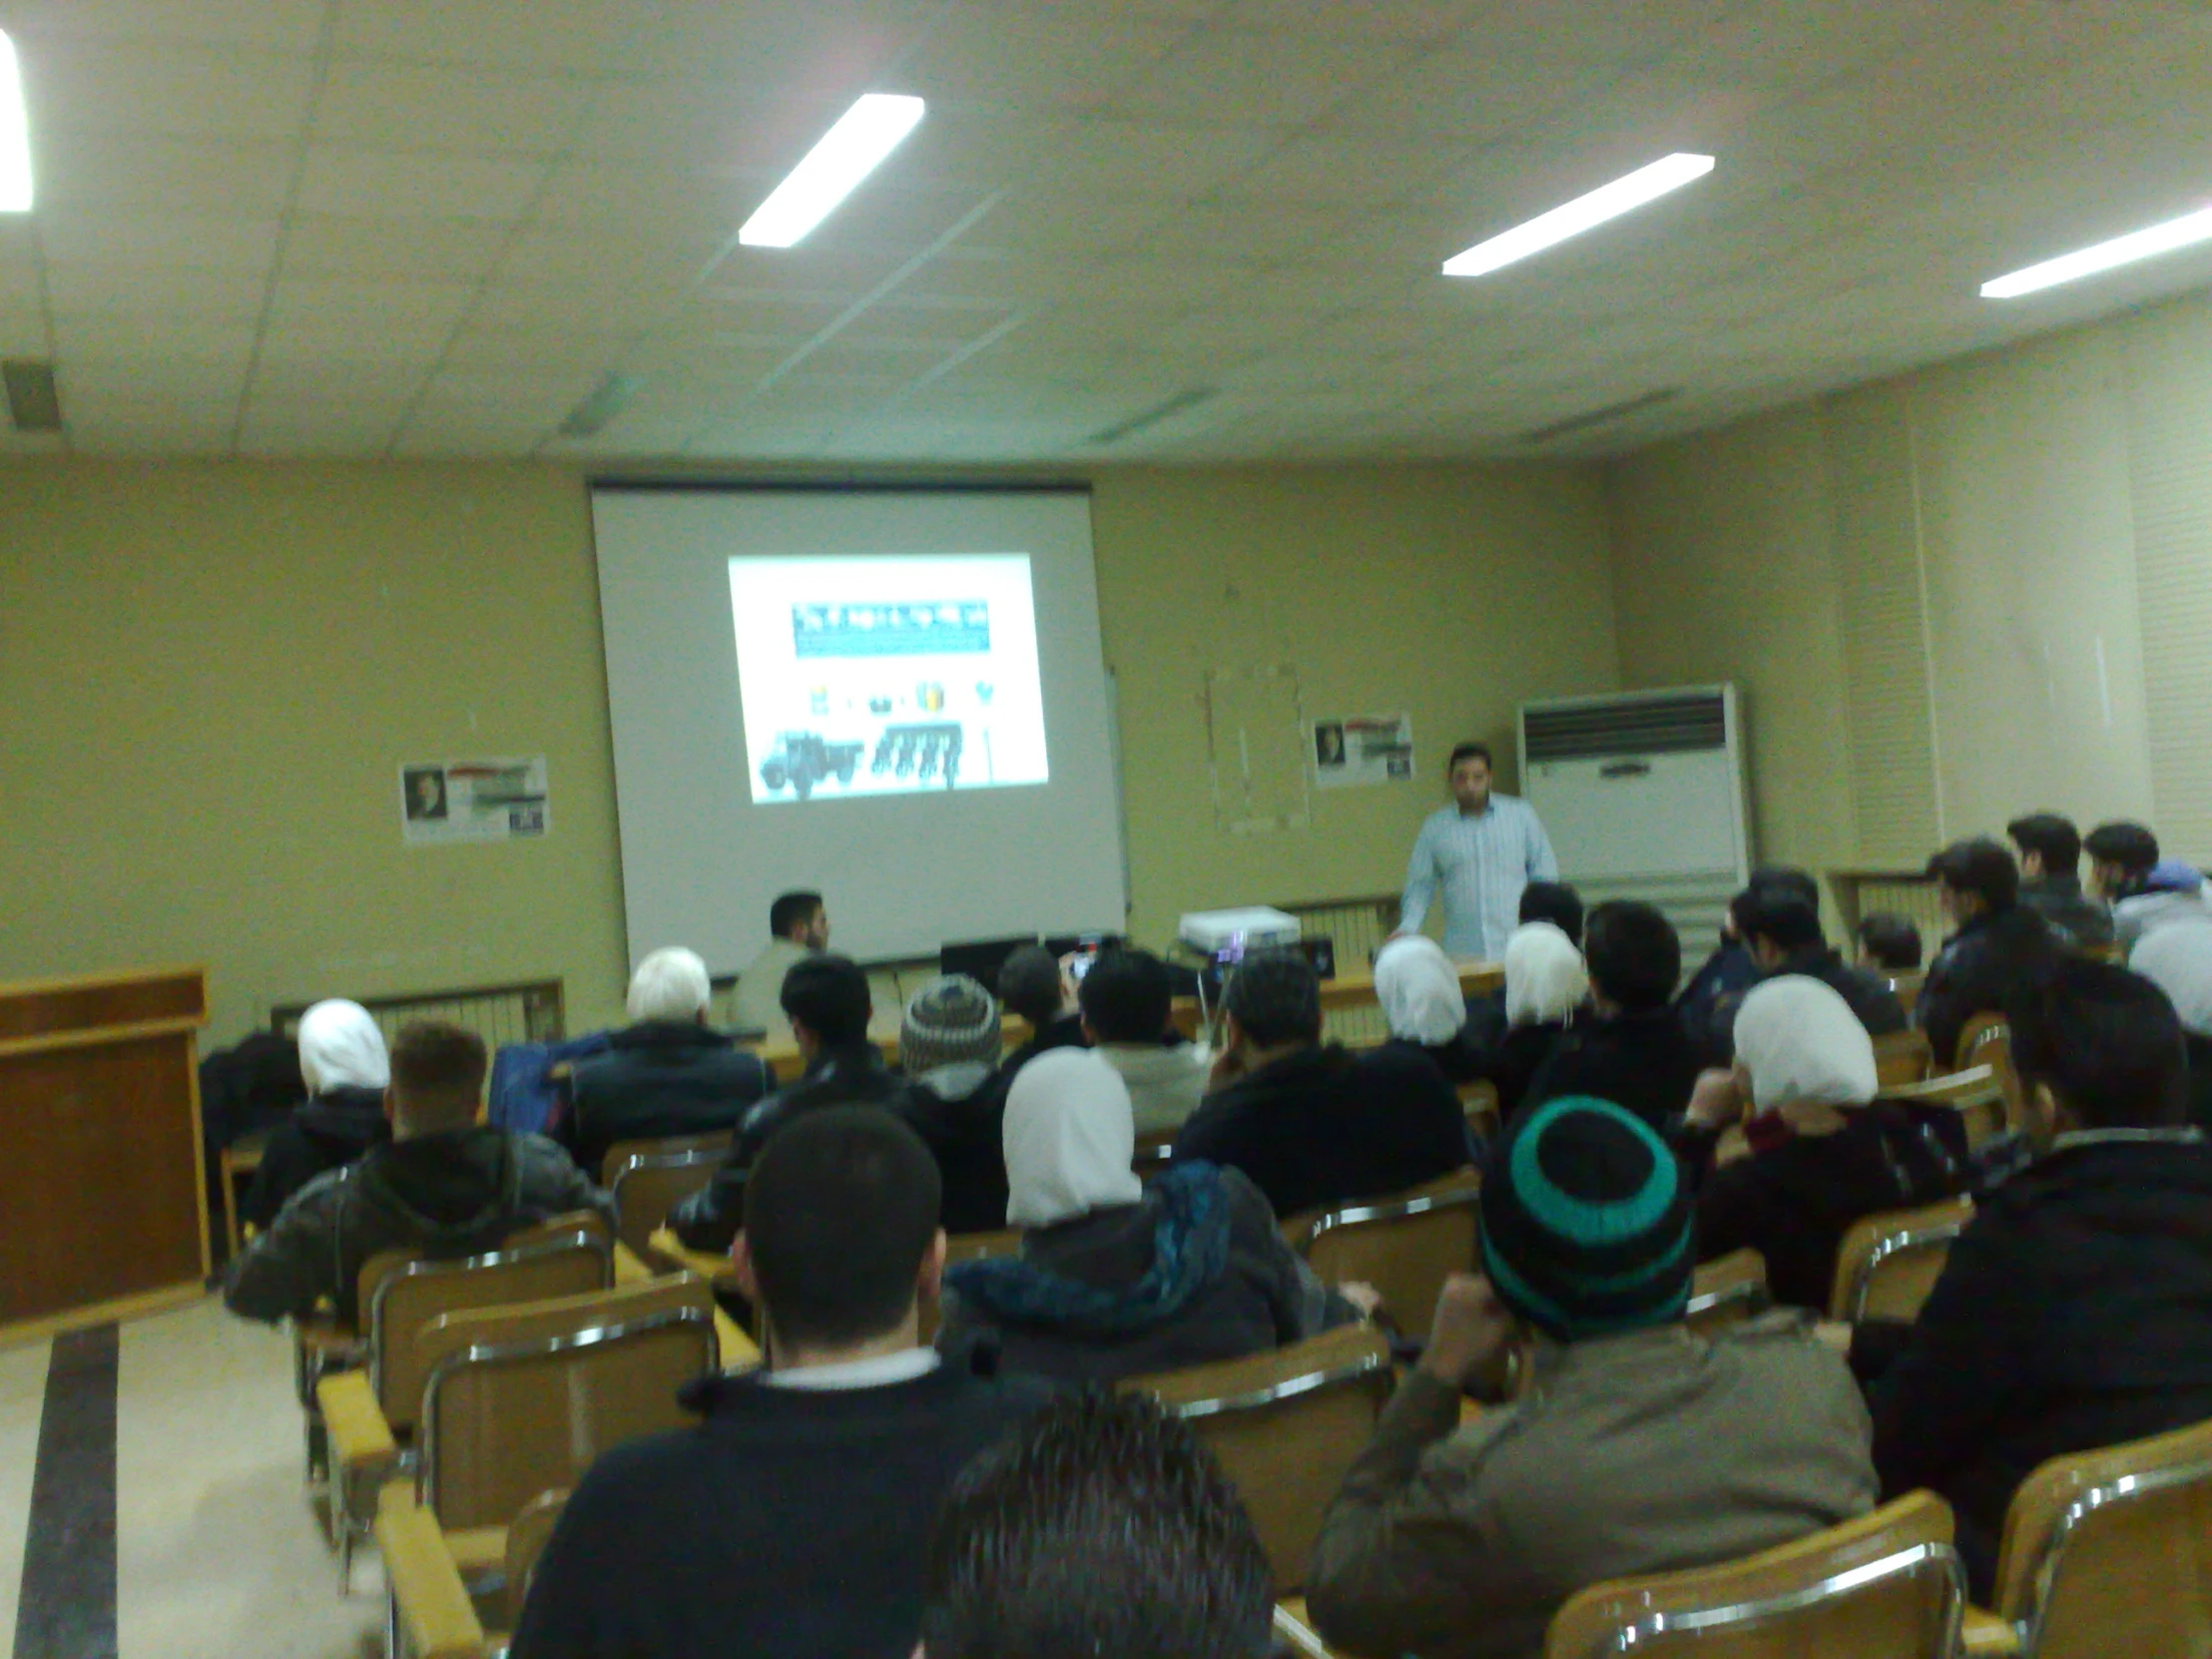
[1399,795,1558,961]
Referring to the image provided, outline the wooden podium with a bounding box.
[0,965,212,1341]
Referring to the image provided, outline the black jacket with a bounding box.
[1916,906,2058,1068]
[1521,1007,1708,1132]
[1171,1044,1469,1220]
[2018,873,2115,952]
[1676,941,1759,1054]
[1863,1133,2212,1599]
[508,1347,1054,1659]
[994,1011,1088,1085]
[938,1165,1356,1385]
[669,1045,917,1251]
[1381,1031,1489,1086]
[897,1062,1010,1236]
[1681,1100,1967,1312]
[558,1021,771,1181]
[241,1085,391,1232]
[1694,947,1908,1066]
[223,1128,607,1328]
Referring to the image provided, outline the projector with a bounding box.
[1178,906,1303,956]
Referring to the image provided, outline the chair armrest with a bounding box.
[316,1369,397,1480]
[374,1484,488,1659]
[1962,1607,2021,1656]
[647,1227,735,1285]
[1275,1599,1351,1658]
[612,1241,653,1285]
[714,1307,761,1371]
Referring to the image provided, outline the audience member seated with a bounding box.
[1375,933,1487,1083]
[938,1050,1363,1383]
[2008,811,2116,951]
[1306,1096,1875,1659]
[241,998,391,1233]
[894,975,1011,1235]
[1522,900,1705,1130]
[1856,911,1924,974]
[557,947,770,1179]
[1695,884,1906,1062]
[1076,946,1209,1137]
[918,1390,1275,1659]
[510,1107,1053,1659]
[671,954,911,1251]
[731,888,828,1043]
[996,943,1089,1074]
[1675,865,1818,1045]
[1172,950,1468,1218]
[1477,921,1586,1121]
[2130,925,2212,1129]
[225,1021,605,1328]
[2087,820,2212,952]
[1916,836,2059,1066]
[1849,958,2212,1600]
[1516,878,1585,943]
[1680,977,1965,1311]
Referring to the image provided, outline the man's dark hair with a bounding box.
[389,1020,488,1135]
[998,944,1065,1027]
[780,953,871,1048]
[920,1390,1274,1659]
[2006,957,2188,1130]
[1518,880,1584,941]
[769,889,824,940]
[1225,948,1323,1048]
[1927,836,2020,912]
[2007,812,2082,873]
[1447,741,1492,773]
[2085,821,2160,878]
[742,1106,941,1349]
[1583,900,1681,1012]
[1858,913,1924,971]
[1735,885,1825,955]
[1078,947,1173,1044]
[1750,864,1822,909]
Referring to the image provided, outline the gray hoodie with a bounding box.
[1095,1040,1211,1136]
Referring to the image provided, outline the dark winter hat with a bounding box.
[1478,1095,1692,1341]
[901,974,1002,1074]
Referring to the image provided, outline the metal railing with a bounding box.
[272,978,566,1050]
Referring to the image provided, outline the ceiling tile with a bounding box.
[29,133,297,216]
[263,277,482,336]
[3,0,324,52]
[328,0,647,73]
[293,148,555,221]
[66,395,236,453]
[278,213,516,281]
[37,211,280,273]
[1116,29,1426,127]
[22,43,317,142]
[312,62,599,156]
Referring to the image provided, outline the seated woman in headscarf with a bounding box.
[936,1049,1368,1385]
[1484,921,1588,1123]
[241,999,393,1232]
[1374,934,1486,1083]
[1678,975,1967,1311]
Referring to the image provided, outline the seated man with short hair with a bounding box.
[671,954,913,1250]
[1522,900,1707,1129]
[1307,1096,1876,1659]
[1851,957,2212,1598]
[2008,811,2115,951]
[1694,884,1905,1062]
[225,1020,606,1328]
[557,946,770,1179]
[1516,878,1584,944]
[2087,820,2212,952]
[1856,911,1923,974]
[996,943,1088,1075]
[1077,945,1209,1137]
[918,1391,1275,1659]
[1917,837,2058,1066]
[1172,949,1467,1219]
[511,1108,1054,1659]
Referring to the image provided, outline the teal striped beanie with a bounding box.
[1478,1096,1692,1341]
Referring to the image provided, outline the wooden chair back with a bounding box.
[1872,1029,1935,1089]
[1993,1415,2212,1658]
[504,1209,614,1254]
[1298,1168,1481,1335]
[369,1232,611,1432]
[1955,1013,2027,1130]
[600,1130,732,1186]
[1458,1078,1501,1144]
[419,1301,716,1530]
[1884,1065,2006,1147]
[1685,1249,1771,1337]
[1888,971,1927,1017]
[1827,1197,1973,1323]
[1127,1322,1393,1592]
[608,1150,724,1259]
[503,1488,572,1631]
[1543,1490,1964,1658]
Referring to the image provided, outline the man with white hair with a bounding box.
[558,946,772,1180]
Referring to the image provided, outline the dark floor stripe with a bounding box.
[11,1325,119,1659]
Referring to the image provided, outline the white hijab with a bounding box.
[1733,976,1877,1113]
[1002,1048,1144,1230]
[1375,934,1468,1046]
[1504,922,1588,1027]
[296,999,390,1095]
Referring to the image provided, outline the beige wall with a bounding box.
[0,457,1618,1045]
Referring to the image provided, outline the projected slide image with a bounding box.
[730,554,1050,805]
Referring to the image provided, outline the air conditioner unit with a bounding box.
[1519,685,1751,967]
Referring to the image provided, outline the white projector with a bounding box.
[1178,906,1303,956]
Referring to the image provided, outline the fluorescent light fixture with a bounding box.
[1982,205,2212,299]
[0,31,31,213]
[1442,153,1714,277]
[738,93,923,249]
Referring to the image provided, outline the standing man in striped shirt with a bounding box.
[1397,742,1558,962]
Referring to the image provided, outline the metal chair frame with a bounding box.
[1685,1274,1773,1326]
[2015,1445,2212,1657]
[1837,1210,1970,1322]
[366,1228,612,1408]
[1297,1179,1481,1253]
[609,1148,725,1245]
[1156,1349,1393,1422]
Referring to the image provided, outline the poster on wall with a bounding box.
[400,758,550,844]
[1313,714,1413,789]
